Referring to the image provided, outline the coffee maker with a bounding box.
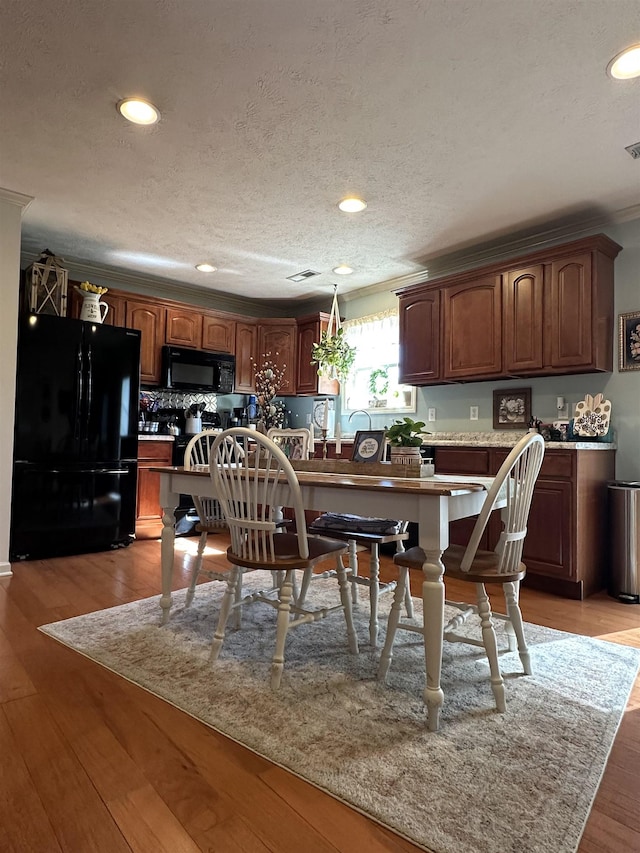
[229,406,246,428]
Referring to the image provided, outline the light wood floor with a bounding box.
[1,534,639,853]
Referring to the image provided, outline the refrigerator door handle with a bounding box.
[74,344,84,443]
[85,343,93,429]
[40,467,132,475]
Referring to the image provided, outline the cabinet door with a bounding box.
[520,479,573,581]
[136,440,173,539]
[503,265,544,373]
[235,321,257,393]
[442,275,503,379]
[203,313,236,353]
[258,322,297,395]
[547,253,593,369]
[296,314,340,396]
[434,447,491,549]
[165,307,203,349]
[398,291,441,384]
[126,301,166,385]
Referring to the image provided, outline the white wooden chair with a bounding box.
[183,429,228,608]
[209,427,359,689]
[379,432,545,713]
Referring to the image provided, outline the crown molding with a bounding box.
[0,187,34,213]
[338,203,640,303]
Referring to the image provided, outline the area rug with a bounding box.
[40,575,640,853]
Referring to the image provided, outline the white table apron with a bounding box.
[155,467,500,732]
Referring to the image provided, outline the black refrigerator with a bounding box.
[10,313,141,560]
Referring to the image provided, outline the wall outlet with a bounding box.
[427,407,436,422]
[470,406,479,420]
[305,413,312,424]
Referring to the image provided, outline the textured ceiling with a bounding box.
[1,0,639,306]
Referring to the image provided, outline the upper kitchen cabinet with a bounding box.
[442,274,503,380]
[202,313,236,353]
[126,300,166,385]
[296,312,340,396]
[234,321,257,393]
[257,319,298,395]
[396,234,622,385]
[503,265,544,374]
[165,307,203,349]
[398,290,441,385]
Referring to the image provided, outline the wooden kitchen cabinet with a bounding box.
[165,307,202,348]
[126,300,166,385]
[397,234,622,385]
[442,274,503,380]
[234,320,257,392]
[398,290,442,385]
[136,439,173,539]
[257,319,298,395]
[435,444,615,599]
[503,264,544,374]
[202,313,236,353]
[296,312,340,396]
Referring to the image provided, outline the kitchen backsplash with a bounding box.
[140,390,218,412]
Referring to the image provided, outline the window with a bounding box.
[341,310,416,413]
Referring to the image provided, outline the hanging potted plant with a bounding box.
[311,285,356,382]
[386,417,427,466]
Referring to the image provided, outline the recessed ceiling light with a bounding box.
[338,197,367,213]
[196,263,217,273]
[333,264,353,275]
[607,44,640,79]
[117,98,161,125]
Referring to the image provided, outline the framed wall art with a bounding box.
[618,311,640,371]
[350,430,386,463]
[492,388,532,430]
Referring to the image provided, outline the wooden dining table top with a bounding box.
[149,465,490,497]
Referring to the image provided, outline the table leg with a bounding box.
[421,549,445,732]
[159,492,178,625]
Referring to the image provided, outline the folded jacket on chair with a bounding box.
[311,513,402,535]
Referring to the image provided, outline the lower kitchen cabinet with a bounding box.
[136,439,173,539]
[434,444,615,599]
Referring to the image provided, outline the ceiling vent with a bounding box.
[287,269,320,282]
[625,141,640,159]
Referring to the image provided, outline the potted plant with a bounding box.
[386,417,427,466]
[311,327,356,382]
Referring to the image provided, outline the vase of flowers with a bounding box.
[252,353,287,430]
[75,281,109,323]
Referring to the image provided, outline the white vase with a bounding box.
[79,292,109,323]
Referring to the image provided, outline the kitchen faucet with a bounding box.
[348,409,372,430]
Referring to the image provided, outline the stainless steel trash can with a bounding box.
[608,481,640,604]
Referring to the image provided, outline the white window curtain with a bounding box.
[341,310,414,412]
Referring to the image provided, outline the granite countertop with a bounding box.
[138,433,175,441]
[316,431,616,450]
[416,431,616,450]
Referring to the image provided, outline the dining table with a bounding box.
[151,465,503,731]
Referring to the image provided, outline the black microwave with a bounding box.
[161,346,235,393]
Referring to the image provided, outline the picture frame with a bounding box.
[350,430,386,463]
[492,387,532,430]
[618,311,640,371]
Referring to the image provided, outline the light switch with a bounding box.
[470,406,479,420]
[428,407,436,422]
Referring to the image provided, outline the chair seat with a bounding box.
[394,544,527,585]
[227,531,348,571]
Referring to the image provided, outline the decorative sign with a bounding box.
[351,430,386,463]
[573,393,611,438]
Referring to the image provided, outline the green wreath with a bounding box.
[368,367,389,398]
